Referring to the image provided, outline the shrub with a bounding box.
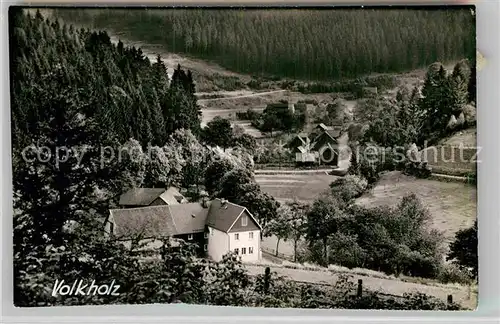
[447,220,478,279]
[208,73,245,91]
[401,292,462,310]
[404,161,432,178]
[329,175,368,203]
[462,104,476,126]
[437,263,473,284]
[236,108,261,121]
[465,171,476,185]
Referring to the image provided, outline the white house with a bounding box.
[105,198,262,262]
[206,199,262,262]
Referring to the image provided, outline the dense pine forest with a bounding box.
[52,7,475,80]
[11,9,201,152]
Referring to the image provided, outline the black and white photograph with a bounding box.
[10,6,477,310]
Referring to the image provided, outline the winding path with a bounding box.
[198,90,287,103]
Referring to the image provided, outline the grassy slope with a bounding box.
[244,263,477,309]
[356,171,477,245]
[439,127,477,147]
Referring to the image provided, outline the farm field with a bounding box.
[356,171,477,244]
[255,173,340,203]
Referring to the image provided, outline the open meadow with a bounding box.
[356,171,477,245]
[255,173,340,204]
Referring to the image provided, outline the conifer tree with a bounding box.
[448,61,470,116]
[420,63,450,139]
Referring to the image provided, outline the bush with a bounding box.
[447,220,478,279]
[404,161,432,178]
[329,175,368,203]
[208,73,246,91]
[465,171,476,185]
[437,263,473,284]
[236,108,261,121]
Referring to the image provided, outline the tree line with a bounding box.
[53,7,475,80]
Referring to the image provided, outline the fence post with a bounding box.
[447,294,453,304]
[357,279,363,297]
[264,267,271,294]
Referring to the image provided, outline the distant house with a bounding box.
[295,146,316,164]
[118,187,187,208]
[287,123,342,166]
[105,198,262,262]
[311,127,340,166]
[286,133,309,153]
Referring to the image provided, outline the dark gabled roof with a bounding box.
[206,199,262,232]
[168,203,209,234]
[119,188,166,206]
[119,187,185,206]
[110,206,177,239]
[110,203,209,239]
[312,131,339,151]
[287,135,307,149]
[206,199,245,233]
[110,198,261,240]
[161,187,186,205]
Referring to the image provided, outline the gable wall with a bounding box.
[228,210,260,233]
[150,197,168,206]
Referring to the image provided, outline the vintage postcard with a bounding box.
[10,6,477,309]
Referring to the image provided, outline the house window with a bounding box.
[249,247,254,254]
[187,234,193,241]
[204,232,208,239]
[109,222,114,237]
[204,244,208,251]
[241,215,248,226]
[249,232,254,240]
[242,247,246,255]
[235,233,239,240]
[234,248,239,255]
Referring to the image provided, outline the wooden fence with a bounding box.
[253,265,456,305]
[261,247,294,262]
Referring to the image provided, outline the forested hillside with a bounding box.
[52,7,475,80]
[11,9,200,151]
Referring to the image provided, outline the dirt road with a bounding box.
[198,90,287,103]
